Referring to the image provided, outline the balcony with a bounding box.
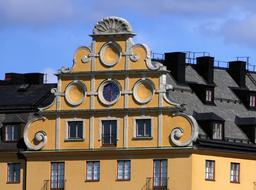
[41,180,66,190]
[146,177,169,190]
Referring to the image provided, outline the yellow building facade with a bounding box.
[2,16,256,190]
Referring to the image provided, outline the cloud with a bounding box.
[220,14,256,48]
[42,68,57,83]
[0,0,78,27]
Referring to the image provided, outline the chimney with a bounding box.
[24,73,44,84]
[164,52,186,84]
[196,56,214,84]
[228,61,246,88]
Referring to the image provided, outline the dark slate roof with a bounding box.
[0,83,56,113]
[166,65,256,143]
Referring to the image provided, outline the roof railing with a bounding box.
[151,51,256,72]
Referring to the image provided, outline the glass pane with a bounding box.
[124,161,130,179]
[87,162,93,180]
[94,162,100,180]
[145,120,151,137]
[68,122,76,138]
[137,120,144,137]
[77,122,83,139]
[117,161,123,179]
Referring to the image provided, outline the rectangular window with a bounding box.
[206,89,213,102]
[5,124,19,142]
[230,163,240,183]
[51,162,65,190]
[212,123,223,140]
[205,160,215,180]
[102,120,117,146]
[117,160,131,180]
[153,160,168,188]
[86,161,100,181]
[67,121,83,139]
[249,95,256,108]
[136,119,151,138]
[7,163,20,183]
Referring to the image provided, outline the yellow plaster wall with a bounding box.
[72,46,92,72]
[192,153,256,190]
[0,158,24,190]
[26,153,192,190]
[60,115,90,149]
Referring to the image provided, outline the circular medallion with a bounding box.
[133,79,155,104]
[99,42,122,67]
[65,81,86,106]
[98,80,121,106]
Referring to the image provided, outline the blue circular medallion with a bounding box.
[102,82,120,103]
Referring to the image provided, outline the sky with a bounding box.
[1,0,256,83]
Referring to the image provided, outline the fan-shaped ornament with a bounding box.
[93,16,134,35]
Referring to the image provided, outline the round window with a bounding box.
[98,80,121,106]
[133,79,155,104]
[65,81,86,106]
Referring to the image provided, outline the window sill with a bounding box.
[85,179,100,182]
[205,179,215,182]
[230,181,240,184]
[116,179,131,181]
[132,137,153,140]
[64,138,84,142]
[7,181,20,184]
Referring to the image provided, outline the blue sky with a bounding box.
[1,0,256,83]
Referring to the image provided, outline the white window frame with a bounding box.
[5,124,19,142]
[212,123,223,140]
[205,160,215,180]
[133,117,153,139]
[249,95,256,108]
[99,117,119,142]
[230,162,240,183]
[65,119,85,141]
[117,160,131,180]
[86,161,100,181]
[206,89,213,102]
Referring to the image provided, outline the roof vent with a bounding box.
[17,84,30,92]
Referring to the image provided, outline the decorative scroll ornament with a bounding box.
[24,117,47,150]
[169,114,199,146]
[93,16,133,35]
[58,66,71,74]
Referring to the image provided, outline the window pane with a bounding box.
[94,162,100,180]
[117,161,124,179]
[124,161,130,179]
[77,122,83,138]
[8,163,20,183]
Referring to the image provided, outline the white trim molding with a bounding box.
[99,41,122,67]
[133,116,153,139]
[98,79,121,106]
[23,117,47,150]
[169,113,199,147]
[64,80,87,106]
[133,79,155,104]
[64,118,85,141]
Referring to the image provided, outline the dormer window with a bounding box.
[212,123,223,140]
[249,95,256,108]
[206,89,214,103]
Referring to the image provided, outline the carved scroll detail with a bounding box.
[24,117,47,150]
[170,113,198,146]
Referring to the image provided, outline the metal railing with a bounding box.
[102,134,117,146]
[150,51,256,72]
[42,180,66,190]
[146,177,169,190]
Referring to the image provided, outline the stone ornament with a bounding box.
[169,114,199,146]
[133,79,155,104]
[99,41,122,67]
[98,79,121,106]
[73,46,91,65]
[93,16,133,35]
[65,80,87,106]
[23,117,47,150]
